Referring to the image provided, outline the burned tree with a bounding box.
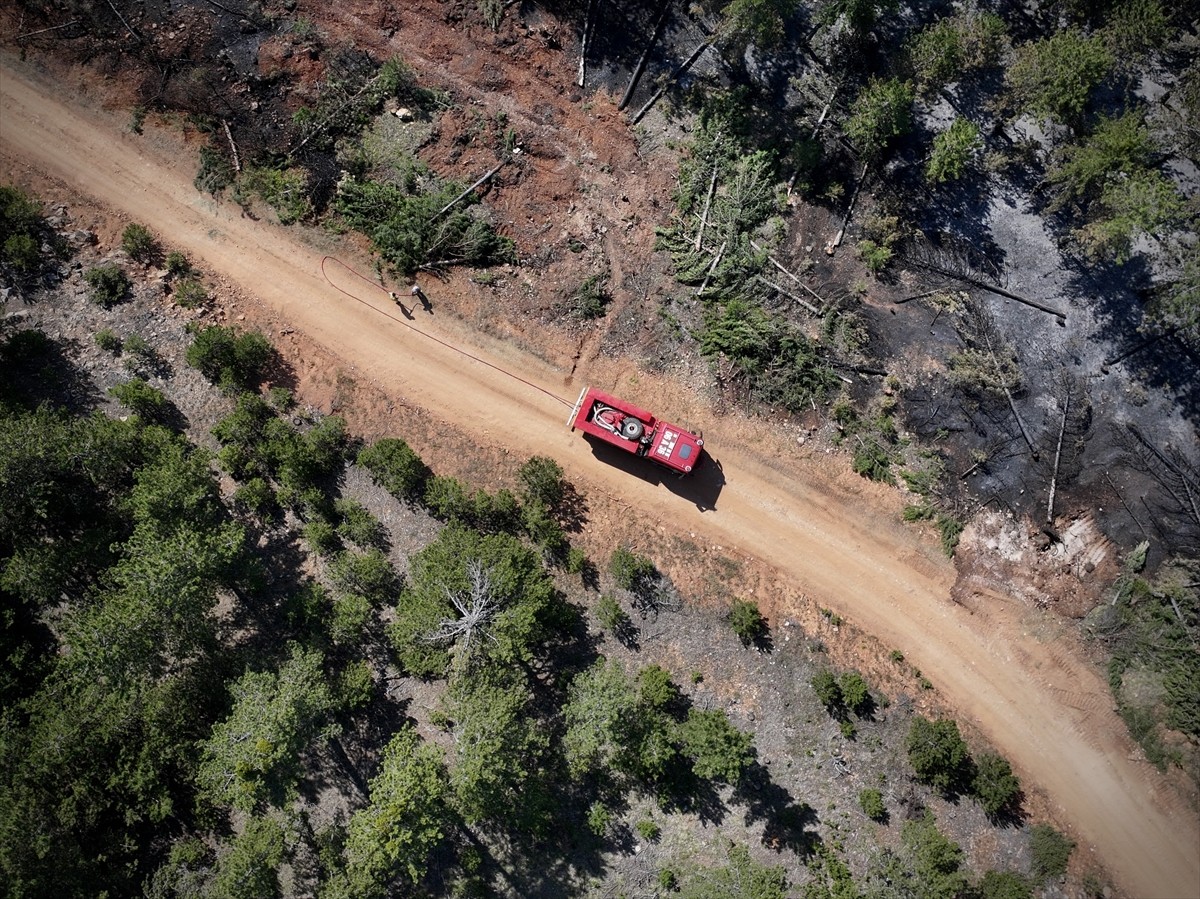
[947,296,1039,461]
[1117,424,1200,555]
[1043,370,1093,524]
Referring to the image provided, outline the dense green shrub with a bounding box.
[1,185,46,274]
[165,250,191,276]
[108,378,169,421]
[927,118,982,183]
[85,264,131,308]
[185,325,273,392]
[609,545,656,591]
[1101,0,1171,61]
[845,78,914,161]
[335,177,515,276]
[852,435,895,484]
[173,278,208,309]
[328,548,400,606]
[1048,112,1155,210]
[728,598,767,646]
[334,498,388,550]
[195,146,234,195]
[635,818,661,841]
[1075,170,1183,264]
[94,329,123,355]
[1008,30,1112,125]
[595,594,630,635]
[937,514,964,557]
[236,166,311,225]
[857,238,894,274]
[121,223,157,262]
[1029,824,1074,882]
[839,672,872,716]
[678,708,754,783]
[859,787,887,821]
[906,19,964,95]
[818,0,896,31]
[677,842,787,899]
[518,455,566,510]
[906,716,972,794]
[700,300,838,412]
[972,753,1021,817]
[978,870,1032,899]
[812,670,843,713]
[232,477,276,517]
[566,273,610,319]
[358,437,430,504]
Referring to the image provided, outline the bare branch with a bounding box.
[423,561,500,670]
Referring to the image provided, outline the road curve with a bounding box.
[2,58,1197,898]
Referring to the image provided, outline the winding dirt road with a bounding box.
[3,60,1197,897]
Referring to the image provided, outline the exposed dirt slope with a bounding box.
[2,59,1197,899]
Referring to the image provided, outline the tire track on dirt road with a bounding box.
[2,59,1197,899]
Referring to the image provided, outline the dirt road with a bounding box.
[3,60,1197,898]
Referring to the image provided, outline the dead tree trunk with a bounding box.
[755,275,821,316]
[1104,473,1148,537]
[747,238,827,307]
[222,120,241,173]
[695,156,719,251]
[16,20,80,39]
[619,1,672,111]
[1103,325,1179,370]
[106,0,140,41]
[694,241,726,298]
[578,0,596,88]
[912,259,1067,322]
[1126,423,1200,529]
[631,40,713,125]
[788,82,838,195]
[290,72,389,156]
[827,162,869,253]
[1046,389,1070,523]
[893,289,944,305]
[980,325,1038,460]
[435,161,506,219]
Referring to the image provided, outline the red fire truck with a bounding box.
[568,387,705,475]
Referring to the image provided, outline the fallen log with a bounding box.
[1103,325,1179,370]
[631,40,713,125]
[15,19,80,39]
[827,162,868,253]
[1104,472,1148,537]
[893,288,944,305]
[912,261,1067,322]
[788,82,838,195]
[435,161,506,219]
[1126,422,1200,528]
[755,275,820,316]
[1046,389,1070,523]
[578,0,596,88]
[694,240,727,298]
[981,326,1038,460]
[748,238,828,307]
[222,120,241,173]
[619,1,672,111]
[695,160,719,251]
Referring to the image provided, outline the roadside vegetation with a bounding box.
[0,185,1093,897]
